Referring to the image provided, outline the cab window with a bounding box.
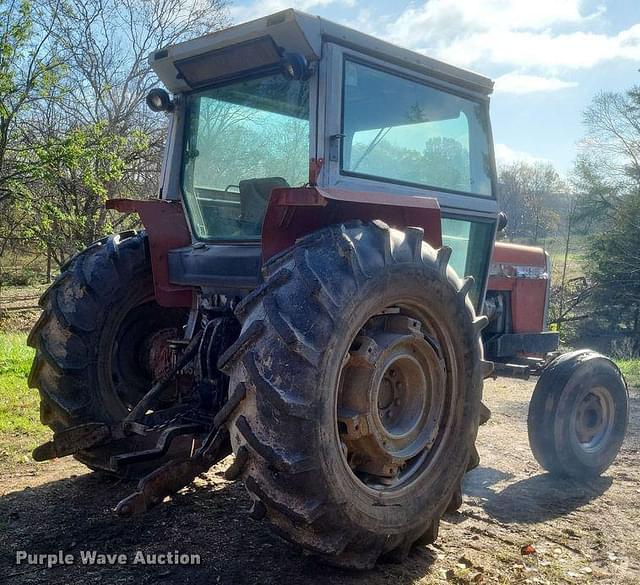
[341,60,493,197]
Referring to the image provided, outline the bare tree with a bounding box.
[582,90,640,189]
[19,0,229,264]
[497,161,566,244]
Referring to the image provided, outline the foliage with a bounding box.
[22,122,149,263]
[616,359,640,389]
[0,0,64,204]
[571,86,640,355]
[497,161,567,244]
[0,0,228,271]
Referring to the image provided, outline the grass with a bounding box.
[0,332,48,464]
[616,359,640,389]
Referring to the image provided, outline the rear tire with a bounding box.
[27,231,188,477]
[220,221,489,568]
[528,350,628,479]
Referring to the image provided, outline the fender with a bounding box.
[106,199,193,307]
[107,189,443,306]
[261,187,442,262]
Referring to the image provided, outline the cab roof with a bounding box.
[150,9,494,96]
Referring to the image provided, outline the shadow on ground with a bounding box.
[0,468,437,585]
[0,459,616,584]
[464,466,613,524]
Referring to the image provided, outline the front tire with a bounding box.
[220,221,489,568]
[528,350,628,479]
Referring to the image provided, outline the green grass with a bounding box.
[616,359,640,389]
[0,332,48,464]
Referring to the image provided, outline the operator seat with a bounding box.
[239,177,289,235]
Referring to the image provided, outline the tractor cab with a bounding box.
[131,9,498,308]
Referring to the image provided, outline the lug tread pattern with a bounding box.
[26,231,182,476]
[227,221,487,568]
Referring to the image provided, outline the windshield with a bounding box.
[182,74,310,240]
[342,60,493,197]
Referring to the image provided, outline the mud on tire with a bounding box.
[27,231,188,477]
[220,221,490,568]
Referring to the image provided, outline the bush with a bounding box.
[0,269,43,287]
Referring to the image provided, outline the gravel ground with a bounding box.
[1,377,638,585]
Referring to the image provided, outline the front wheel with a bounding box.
[220,221,490,568]
[528,350,629,479]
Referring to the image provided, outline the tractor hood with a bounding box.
[149,9,494,95]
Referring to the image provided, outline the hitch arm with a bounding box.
[125,329,203,423]
[32,423,123,461]
[115,383,246,517]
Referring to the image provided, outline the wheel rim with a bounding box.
[573,386,616,452]
[107,300,185,411]
[336,311,449,491]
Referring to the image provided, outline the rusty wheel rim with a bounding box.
[337,311,448,490]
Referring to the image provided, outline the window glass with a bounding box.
[442,217,494,305]
[182,74,310,240]
[342,60,493,197]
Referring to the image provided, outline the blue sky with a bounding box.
[229,0,640,175]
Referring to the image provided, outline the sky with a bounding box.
[228,0,640,175]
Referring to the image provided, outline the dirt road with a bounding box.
[1,378,638,584]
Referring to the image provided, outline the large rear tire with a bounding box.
[220,221,489,568]
[27,231,188,477]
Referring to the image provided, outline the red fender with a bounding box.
[261,187,442,262]
[107,189,442,306]
[106,199,193,307]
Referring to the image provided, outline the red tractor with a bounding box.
[485,241,558,373]
[27,10,629,569]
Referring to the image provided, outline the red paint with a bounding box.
[488,242,548,333]
[261,187,442,262]
[309,158,324,185]
[106,199,193,307]
[491,242,546,267]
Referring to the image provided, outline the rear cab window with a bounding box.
[341,59,493,197]
[339,57,496,305]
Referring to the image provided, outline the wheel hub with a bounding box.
[337,314,446,484]
[574,387,614,450]
[143,328,178,381]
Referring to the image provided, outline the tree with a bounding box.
[22,122,149,265]
[14,0,228,263]
[0,0,63,204]
[574,86,640,354]
[497,161,566,243]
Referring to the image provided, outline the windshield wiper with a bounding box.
[352,127,391,172]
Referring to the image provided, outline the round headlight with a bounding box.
[281,53,311,81]
[146,88,173,113]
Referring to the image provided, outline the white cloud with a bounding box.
[442,26,640,69]
[378,0,639,71]
[494,73,578,94]
[494,143,551,164]
[386,0,591,44]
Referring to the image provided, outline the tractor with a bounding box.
[27,9,629,569]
